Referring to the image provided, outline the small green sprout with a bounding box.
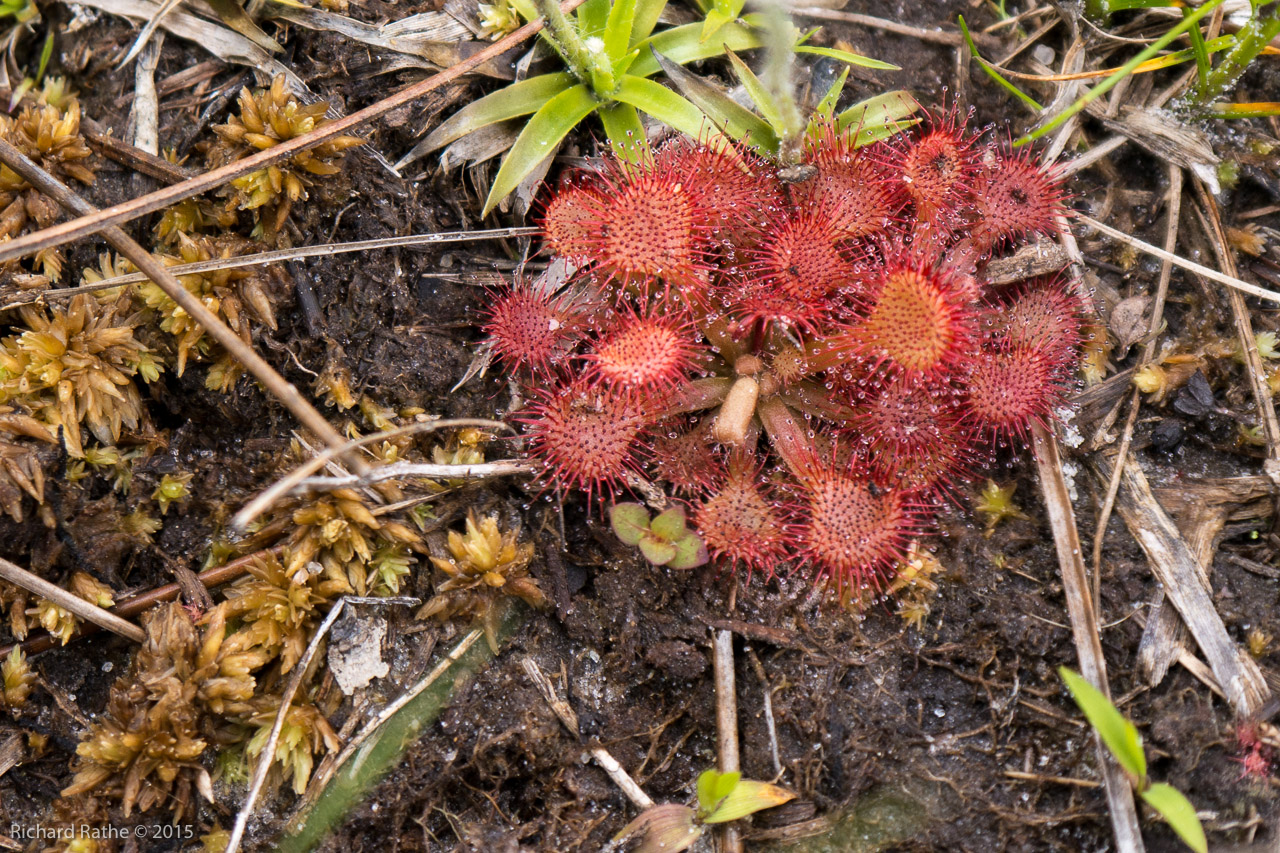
[659,7,912,164]
[1060,667,1207,853]
[610,503,708,569]
[975,480,1028,538]
[152,472,193,515]
[403,0,765,215]
[614,768,794,853]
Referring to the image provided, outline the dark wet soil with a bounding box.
[3,1,1280,851]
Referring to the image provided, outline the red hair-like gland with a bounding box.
[539,180,606,263]
[961,342,1067,437]
[898,113,980,227]
[851,373,975,497]
[795,125,902,240]
[967,148,1067,255]
[695,457,797,580]
[483,284,587,375]
[585,309,703,394]
[651,420,722,494]
[990,278,1084,360]
[656,137,783,237]
[745,206,860,307]
[837,257,976,377]
[797,455,924,595]
[558,156,714,297]
[518,381,649,501]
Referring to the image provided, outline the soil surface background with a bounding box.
[3,0,1280,851]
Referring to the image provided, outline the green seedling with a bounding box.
[1060,667,1207,853]
[658,16,913,164]
[614,768,794,853]
[610,503,708,570]
[404,0,763,215]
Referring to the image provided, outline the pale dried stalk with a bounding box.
[0,557,145,644]
[0,0,590,265]
[0,138,360,467]
[1,227,540,310]
[1032,427,1145,853]
[521,657,654,810]
[1077,213,1280,304]
[230,418,514,533]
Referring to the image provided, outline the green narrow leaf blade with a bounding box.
[812,67,849,121]
[577,0,609,37]
[628,20,762,78]
[1140,783,1208,853]
[630,0,667,44]
[725,48,785,134]
[836,90,920,146]
[612,76,721,144]
[1059,667,1147,781]
[653,49,778,152]
[604,0,638,61]
[415,73,577,158]
[704,779,795,824]
[598,102,649,160]
[957,15,1042,111]
[483,84,599,216]
[695,769,720,813]
[699,7,732,42]
[1019,0,1226,145]
[794,45,899,70]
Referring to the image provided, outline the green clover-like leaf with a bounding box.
[611,502,652,546]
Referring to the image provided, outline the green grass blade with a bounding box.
[837,90,920,145]
[483,84,599,216]
[604,0,638,62]
[1184,6,1211,91]
[795,45,899,71]
[1193,6,1280,106]
[958,15,1042,111]
[628,20,761,78]
[812,67,849,122]
[654,49,779,152]
[1018,0,1226,145]
[630,0,666,44]
[612,75,720,143]
[1140,783,1208,853]
[280,603,528,853]
[1059,667,1147,782]
[416,72,576,156]
[725,48,786,135]
[1207,101,1280,119]
[598,102,649,160]
[577,0,609,38]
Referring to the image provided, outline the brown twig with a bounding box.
[1032,425,1145,853]
[0,0,589,265]
[0,137,361,467]
[1090,165,1183,604]
[82,116,199,184]
[712,628,742,853]
[0,557,145,643]
[0,546,282,658]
